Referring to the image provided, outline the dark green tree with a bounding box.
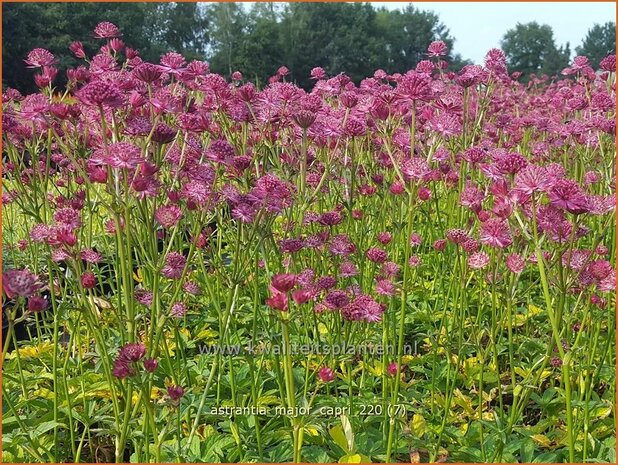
[501,22,570,80]
[233,4,286,84]
[149,3,209,59]
[575,22,616,68]
[2,2,210,93]
[277,2,386,88]
[206,2,247,76]
[375,5,467,72]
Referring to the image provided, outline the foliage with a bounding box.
[2,15,616,465]
[501,22,571,80]
[575,22,616,68]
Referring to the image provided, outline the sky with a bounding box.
[375,2,616,63]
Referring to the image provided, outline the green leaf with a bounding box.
[410,414,426,437]
[330,425,350,454]
[33,421,66,436]
[338,453,371,463]
[520,438,535,462]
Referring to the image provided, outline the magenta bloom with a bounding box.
[170,302,187,318]
[468,252,490,270]
[133,63,163,83]
[366,247,388,264]
[105,142,145,170]
[24,48,56,68]
[318,211,343,227]
[167,385,185,404]
[292,289,312,305]
[162,252,187,279]
[375,279,395,296]
[387,362,399,376]
[427,41,448,57]
[113,343,146,379]
[506,253,525,274]
[324,290,350,309]
[271,274,297,293]
[266,287,288,312]
[80,272,97,289]
[377,232,392,245]
[338,261,358,278]
[76,81,124,108]
[80,248,103,264]
[318,367,335,383]
[120,343,146,362]
[2,269,42,299]
[480,218,513,248]
[548,179,590,215]
[93,22,122,39]
[155,205,183,228]
[342,295,384,323]
[310,67,326,80]
[27,296,48,313]
[143,358,158,373]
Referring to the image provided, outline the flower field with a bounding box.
[1,22,616,463]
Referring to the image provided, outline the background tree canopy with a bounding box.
[2,2,615,93]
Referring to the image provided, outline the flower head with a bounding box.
[3,269,42,298]
[24,48,56,68]
[94,22,122,39]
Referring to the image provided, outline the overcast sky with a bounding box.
[375,2,615,63]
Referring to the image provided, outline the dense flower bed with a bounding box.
[1,22,616,463]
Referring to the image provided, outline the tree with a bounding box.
[576,22,616,68]
[233,4,286,84]
[501,22,570,80]
[375,5,466,73]
[277,2,386,88]
[152,3,209,58]
[206,2,247,76]
[2,2,210,93]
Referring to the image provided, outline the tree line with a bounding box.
[2,2,615,93]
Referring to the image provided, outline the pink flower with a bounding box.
[28,296,48,313]
[548,179,590,215]
[387,362,399,376]
[3,269,42,298]
[80,272,97,289]
[69,41,86,59]
[427,41,448,57]
[113,343,146,379]
[170,302,187,318]
[324,290,350,309]
[80,248,103,263]
[408,255,421,267]
[292,289,312,305]
[155,205,183,228]
[271,274,296,293]
[24,48,56,68]
[167,385,185,403]
[375,279,396,296]
[338,261,358,277]
[377,232,392,245]
[342,295,384,323]
[162,252,187,279]
[480,218,512,248]
[266,287,288,312]
[318,367,335,382]
[310,67,326,80]
[133,63,163,83]
[468,252,490,270]
[366,247,388,264]
[94,22,122,39]
[76,81,124,108]
[506,253,525,274]
[143,358,158,373]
